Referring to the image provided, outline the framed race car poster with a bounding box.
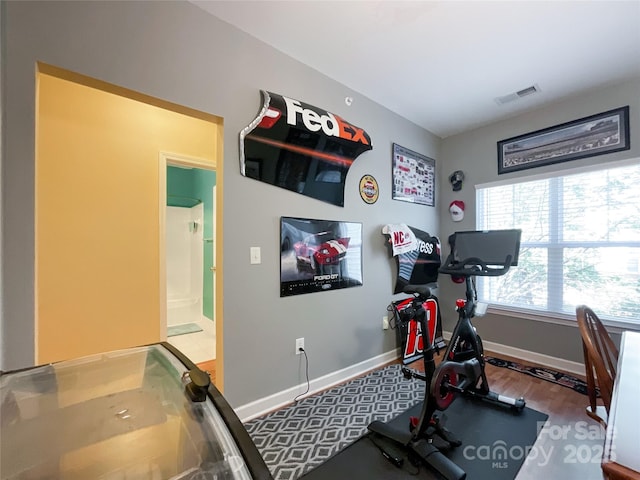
[280,216,363,297]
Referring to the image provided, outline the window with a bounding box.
[476,161,640,327]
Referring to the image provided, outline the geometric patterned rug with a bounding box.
[244,356,590,479]
[243,364,423,480]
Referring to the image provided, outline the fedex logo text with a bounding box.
[283,96,370,145]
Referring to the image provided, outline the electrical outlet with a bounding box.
[382,316,389,330]
[295,337,305,355]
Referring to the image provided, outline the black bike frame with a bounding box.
[411,297,438,439]
[441,276,490,395]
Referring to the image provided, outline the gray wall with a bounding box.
[438,79,640,362]
[3,0,637,402]
[0,1,439,404]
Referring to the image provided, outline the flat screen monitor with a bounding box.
[452,229,521,267]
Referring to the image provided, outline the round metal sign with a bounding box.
[359,175,379,204]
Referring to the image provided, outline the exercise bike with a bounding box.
[425,228,526,413]
[368,229,525,480]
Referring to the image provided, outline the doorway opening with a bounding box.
[35,64,224,379]
[161,154,217,380]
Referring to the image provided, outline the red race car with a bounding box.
[294,232,350,275]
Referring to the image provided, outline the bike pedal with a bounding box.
[441,433,462,448]
[409,416,419,430]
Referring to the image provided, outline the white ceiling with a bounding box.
[194,1,640,138]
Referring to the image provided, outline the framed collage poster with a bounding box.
[392,143,435,206]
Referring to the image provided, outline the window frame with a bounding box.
[475,157,640,332]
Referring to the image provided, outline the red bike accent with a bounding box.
[432,364,458,410]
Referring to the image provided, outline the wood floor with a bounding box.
[196,359,216,384]
[424,350,606,480]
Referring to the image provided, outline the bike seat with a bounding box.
[403,285,432,299]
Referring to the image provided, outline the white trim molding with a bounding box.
[234,349,400,423]
[475,157,639,190]
[482,338,585,377]
[443,330,585,377]
[235,336,588,423]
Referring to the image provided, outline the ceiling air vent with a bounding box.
[495,84,541,105]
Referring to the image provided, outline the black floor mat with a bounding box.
[300,395,548,480]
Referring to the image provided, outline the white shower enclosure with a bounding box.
[166,203,204,328]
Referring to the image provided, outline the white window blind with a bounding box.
[476,162,640,326]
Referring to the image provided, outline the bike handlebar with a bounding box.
[438,255,513,278]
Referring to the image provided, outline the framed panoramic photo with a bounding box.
[280,217,363,297]
[497,106,630,175]
[392,143,435,206]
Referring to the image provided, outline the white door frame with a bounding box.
[159,152,217,350]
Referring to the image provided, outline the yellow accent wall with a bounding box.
[36,70,219,364]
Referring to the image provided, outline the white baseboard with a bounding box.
[235,349,400,423]
[236,336,585,423]
[443,330,585,377]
